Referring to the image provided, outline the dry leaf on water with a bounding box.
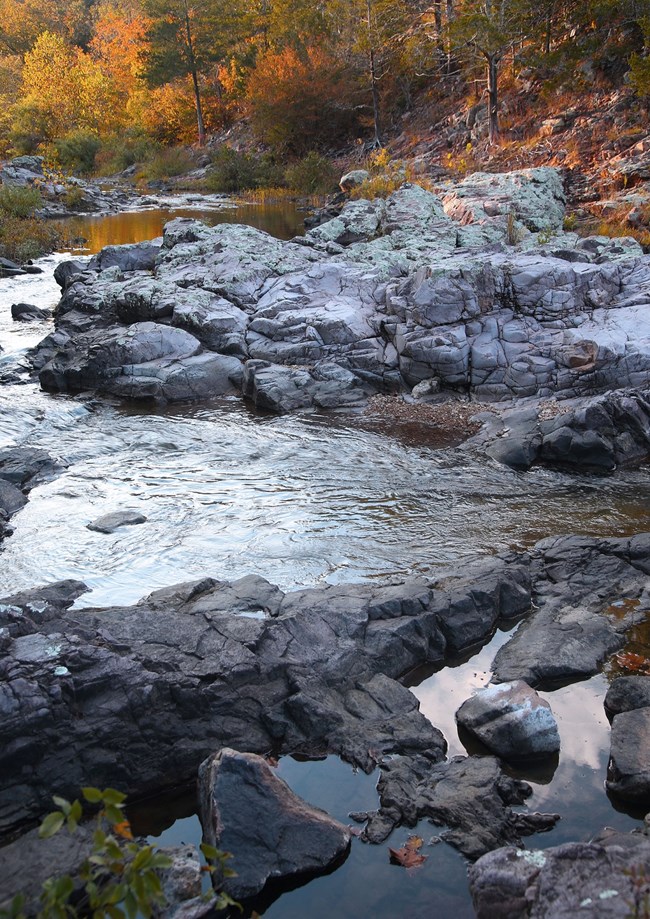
[388,835,428,870]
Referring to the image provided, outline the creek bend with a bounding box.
[1,200,649,917]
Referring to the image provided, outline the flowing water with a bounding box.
[2,200,650,915]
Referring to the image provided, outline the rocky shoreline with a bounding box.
[1,165,650,916]
[24,166,650,477]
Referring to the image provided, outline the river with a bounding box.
[1,200,649,917]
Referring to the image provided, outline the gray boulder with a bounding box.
[89,240,161,273]
[0,155,45,186]
[469,827,650,918]
[198,748,351,900]
[11,303,51,322]
[339,169,370,192]
[242,360,369,413]
[456,680,560,760]
[605,675,650,716]
[607,707,650,802]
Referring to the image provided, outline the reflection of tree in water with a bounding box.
[57,203,305,255]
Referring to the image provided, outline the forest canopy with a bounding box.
[0,0,649,165]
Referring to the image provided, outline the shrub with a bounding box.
[0,216,62,262]
[284,152,338,194]
[0,787,237,919]
[206,147,267,192]
[94,131,160,176]
[247,46,363,155]
[139,146,194,182]
[55,131,102,175]
[63,185,87,210]
[0,185,42,218]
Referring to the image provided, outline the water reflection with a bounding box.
[57,200,306,254]
[412,638,645,851]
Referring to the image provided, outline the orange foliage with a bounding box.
[246,45,363,154]
[90,0,151,100]
[137,77,199,144]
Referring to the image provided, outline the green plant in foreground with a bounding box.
[0,788,237,919]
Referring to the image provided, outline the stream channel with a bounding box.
[1,196,650,916]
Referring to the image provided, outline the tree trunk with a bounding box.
[366,0,382,147]
[487,53,499,144]
[183,1,206,146]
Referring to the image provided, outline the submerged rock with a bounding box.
[87,510,147,534]
[198,748,351,900]
[469,826,650,918]
[456,680,560,761]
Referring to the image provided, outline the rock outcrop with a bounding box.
[469,825,650,918]
[29,168,650,468]
[0,533,647,844]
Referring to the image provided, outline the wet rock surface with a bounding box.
[469,825,650,918]
[86,510,148,533]
[491,535,650,687]
[358,753,559,858]
[0,533,647,848]
[199,748,351,900]
[27,168,650,466]
[0,447,64,543]
[455,680,561,761]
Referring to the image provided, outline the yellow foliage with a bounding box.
[18,31,124,141]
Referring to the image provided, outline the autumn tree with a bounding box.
[448,0,531,143]
[140,0,252,144]
[14,30,123,147]
[0,0,88,55]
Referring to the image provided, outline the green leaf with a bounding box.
[101,788,127,806]
[92,827,106,849]
[131,847,153,871]
[200,842,221,861]
[53,875,74,901]
[52,796,71,816]
[103,804,124,825]
[39,811,65,839]
[69,799,83,823]
[82,787,104,804]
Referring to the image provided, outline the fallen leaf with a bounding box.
[113,820,134,840]
[615,651,650,675]
[388,835,428,869]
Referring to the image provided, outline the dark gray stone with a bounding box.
[607,707,650,802]
[11,303,51,322]
[361,753,558,859]
[87,510,147,534]
[605,676,650,716]
[198,748,351,900]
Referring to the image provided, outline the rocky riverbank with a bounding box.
[1,533,649,914]
[27,166,650,475]
[2,166,650,915]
